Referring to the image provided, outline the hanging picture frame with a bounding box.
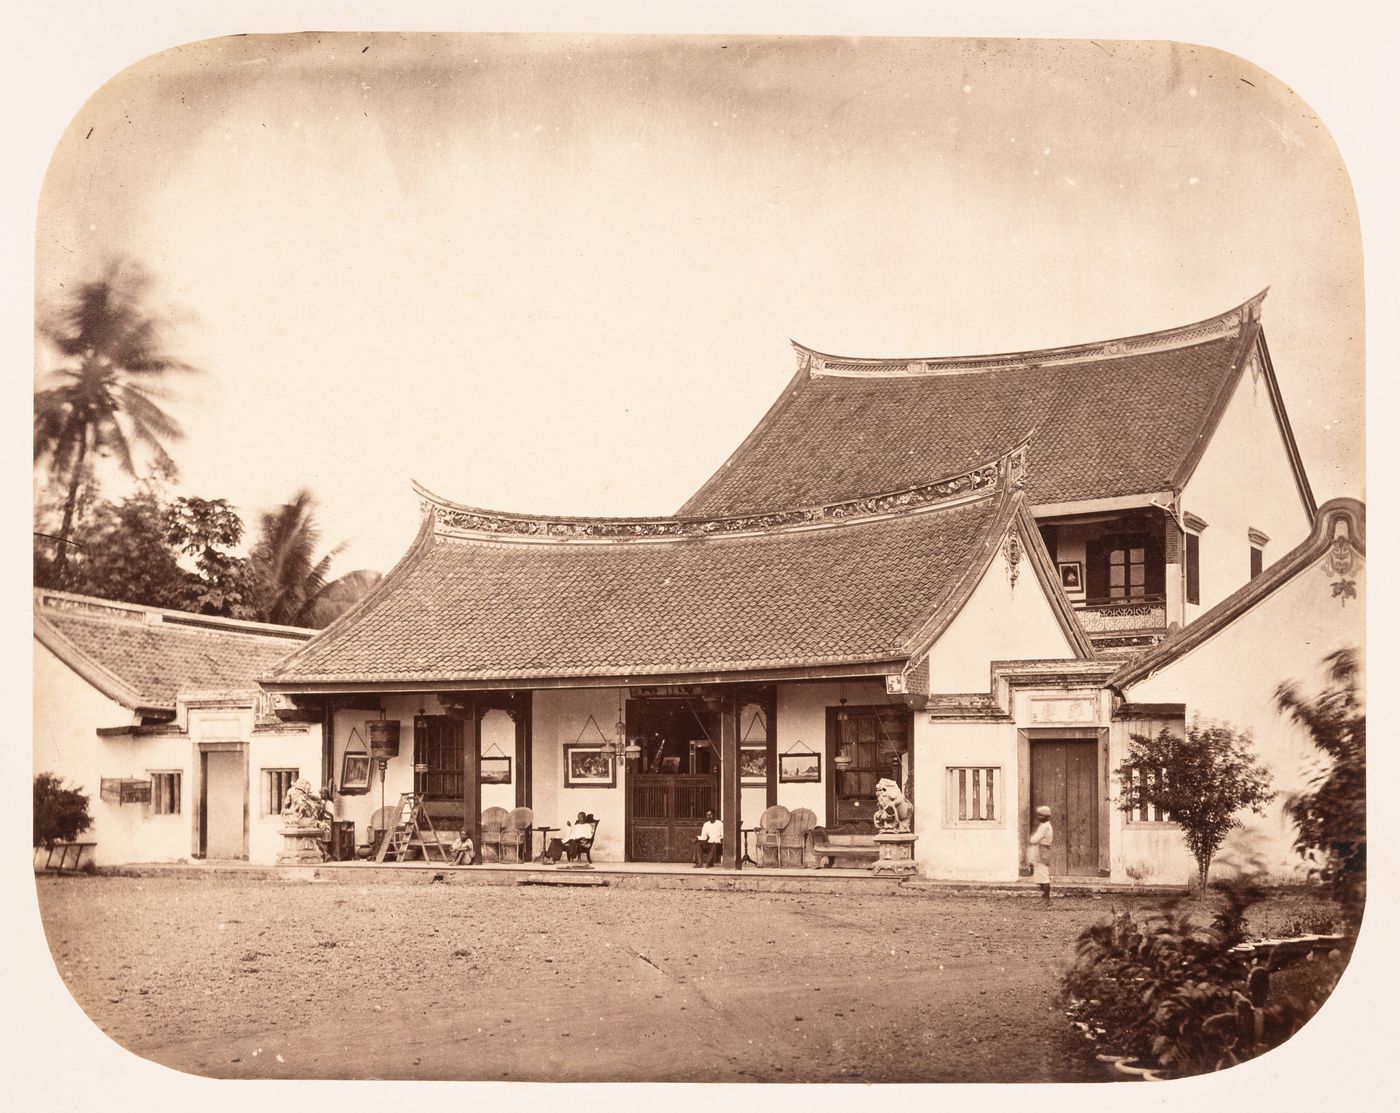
[779,751,821,783]
[338,728,372,795]
[564,744,616,788]
[739,747,768,784]
[480,756,512,784]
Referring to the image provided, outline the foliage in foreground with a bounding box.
[1062,880,1344,1077]
[34,773,93,850]
[1115,722,1275,892]
[1276,648,1366,927]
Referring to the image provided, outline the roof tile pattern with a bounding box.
[682,334,1245,516]
[42,610,306,708]
[271,496,1002,684]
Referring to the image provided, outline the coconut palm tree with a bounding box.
[248,490,381,628]
[35,260,200,578]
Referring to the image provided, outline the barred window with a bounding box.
[1125,765,1171,823]
[150,772,181,816]
[265,768,299,816]
[946,766,1001,825]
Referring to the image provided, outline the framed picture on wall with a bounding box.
[778,752,821,783]
[480,756,512,784]
[564,744,616,788]
[1058,561,1084,593]
[339,749,372,795]
[739,747,768,784]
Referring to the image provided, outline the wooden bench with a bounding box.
[808,826,878,869]
[36,842,96,870]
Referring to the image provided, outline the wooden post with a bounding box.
[720,691,740,868]
[442,695,481,863]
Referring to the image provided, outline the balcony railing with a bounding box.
[1072,596,1168,634]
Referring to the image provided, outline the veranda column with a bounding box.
[442,695,480,863]
[720,691,740,868]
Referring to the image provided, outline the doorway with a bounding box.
[199,744,247,859]
[1029,738,1100,876]
[625,698,719,862]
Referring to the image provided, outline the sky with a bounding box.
[34,32,1364,577]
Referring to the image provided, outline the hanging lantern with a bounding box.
[833,750,853,772]
[367,719,401,763]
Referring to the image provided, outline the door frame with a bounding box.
[192,740,249,860]
[825,704,913,832]
[1017,727,1109,876]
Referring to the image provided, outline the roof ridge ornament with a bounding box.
[416,454,1017,544]
[796,290,1268,379]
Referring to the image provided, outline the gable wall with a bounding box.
[1120,552,1364,880]
[926,538,1076,694]
[1181,351,1314,621]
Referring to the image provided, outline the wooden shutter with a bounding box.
[1085,538,1109,602]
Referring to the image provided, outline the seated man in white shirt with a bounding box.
[693,809,723,868]
[562,812,598,862]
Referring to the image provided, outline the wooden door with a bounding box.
[1029,739,1099,876]
[627,774,716,861]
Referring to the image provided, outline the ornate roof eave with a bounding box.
[792,290,1268,379]
[414,442,1028,546]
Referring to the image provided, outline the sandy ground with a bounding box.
[33,874,1335,1083]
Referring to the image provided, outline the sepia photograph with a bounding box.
[19,4,1383,1099]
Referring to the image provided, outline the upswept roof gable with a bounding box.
[35,591,312,713]
[268,451,1073,689]
[680,294,1286,516]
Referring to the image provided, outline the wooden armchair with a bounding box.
[480,806,509,862]
[781,807,818,868]
[502,806,535,863]
[756,804,790,868]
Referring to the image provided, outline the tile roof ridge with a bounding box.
[792,289,1269,379]
[413,443,1028,545]
[34,588,313,641]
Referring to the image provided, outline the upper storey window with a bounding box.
[1085,533,1165,604]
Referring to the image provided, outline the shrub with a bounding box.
[1063,880,1346,1077]
[33,772,93,850]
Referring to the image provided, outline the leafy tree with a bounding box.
[34,260,201,578]
[34,773,93,850]
[245,489,379,628]
[1276,648,1365,926]
[1116,722,1276,893]
[162,495,258,617]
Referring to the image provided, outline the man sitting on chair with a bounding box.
[693,809,723,868]
[545,812,597,863]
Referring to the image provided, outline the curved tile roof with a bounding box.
[35,591,311,712]
[268,456,1029,688]
[680,294,1270,516]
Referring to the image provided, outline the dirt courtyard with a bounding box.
[32,873,1334,1083]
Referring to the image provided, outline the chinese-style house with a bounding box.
[82,291,1365,883]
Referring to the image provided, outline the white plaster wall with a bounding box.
[774,679,890,822]
[533,688,627,861]
[1181,357,1314,622]
[33,641,129,863]
[1109,718,1195,885]
[479,709,517,814]
[100,733,195,863]
[915,719,1022,880]
[926,544,1076,694]
[248,728,324,864]
[1122,555,1364,882]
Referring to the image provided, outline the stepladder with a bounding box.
[374,792,451,863]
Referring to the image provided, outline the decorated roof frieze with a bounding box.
[420,453,1016,544]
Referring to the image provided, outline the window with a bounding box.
[945,766,1001,825]
[1249,528,1269,580]
[1085,533,1164,604]
[150,772,181,816]
[1185,533,1201,605]
[1123,766,1171,823]
[264,768,299,816]
[414,715,465,800]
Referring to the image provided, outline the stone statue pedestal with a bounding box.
[277,826,328,865]
[871,832,918,876]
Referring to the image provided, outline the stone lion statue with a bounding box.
[281,778,331,838]
[873,778,914,833]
